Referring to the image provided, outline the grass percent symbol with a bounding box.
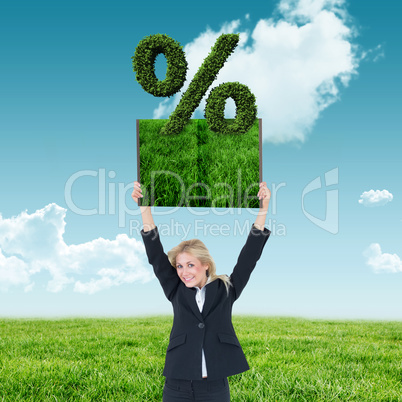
[132,33,257,135]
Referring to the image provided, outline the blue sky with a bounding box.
[1,0,401,319]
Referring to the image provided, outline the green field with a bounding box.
[1,316,401,401]
[138,119,260,208]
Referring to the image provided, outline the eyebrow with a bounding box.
[176,261,194,265]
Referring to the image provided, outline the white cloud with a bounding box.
[361,44,384,63]
[278,0,346,21]
[363,243,402,274]
[152,0,360,143]
[358,189,393,207]
[0,248,32,291]
[0,204,153,293]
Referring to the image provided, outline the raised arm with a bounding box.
[229,181,271,300]
[131,181,156,232]
[253,181,271,231]
[131,181,180,300]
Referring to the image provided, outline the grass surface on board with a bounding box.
[1,316,402,401]
[138,119,260,208]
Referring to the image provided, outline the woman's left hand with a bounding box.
[258,182,271,209]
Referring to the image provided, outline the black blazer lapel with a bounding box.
[202,280,219,319]
[183,287,203,322]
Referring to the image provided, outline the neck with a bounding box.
[200,276,208,288]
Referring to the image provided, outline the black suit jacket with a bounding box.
[141,225,270,380]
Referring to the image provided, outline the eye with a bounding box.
[176,265,182,269]
[188,264,194,268]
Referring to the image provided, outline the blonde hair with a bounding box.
[167,239,232,293]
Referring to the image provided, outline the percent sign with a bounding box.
[132,33,257,135]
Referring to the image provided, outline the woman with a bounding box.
[132,181,271,402]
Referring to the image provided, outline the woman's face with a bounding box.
[175,252,208,288]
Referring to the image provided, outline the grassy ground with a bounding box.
[1,316,401,401]
[138,119,260,208]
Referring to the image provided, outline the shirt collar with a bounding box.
[194,276,211,290]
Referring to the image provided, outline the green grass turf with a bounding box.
[138,119,260,208]
[1,316,401,401]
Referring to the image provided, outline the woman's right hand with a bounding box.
[132,181,155,231]
[131,181,143,204]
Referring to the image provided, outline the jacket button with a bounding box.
[198,323,205,329]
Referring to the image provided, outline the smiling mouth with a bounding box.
[183,277,194,282]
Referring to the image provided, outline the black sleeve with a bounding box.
[141,227,181,301]
[229,225,270,301]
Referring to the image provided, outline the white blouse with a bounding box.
[194,277,211,378]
